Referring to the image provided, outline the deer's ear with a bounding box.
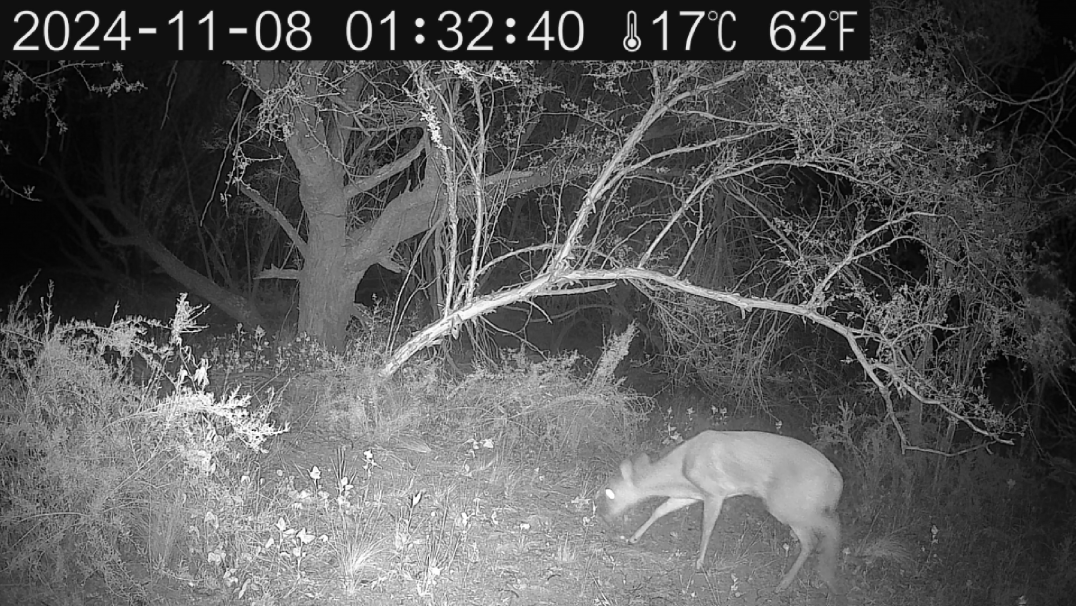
[622,453,650,480]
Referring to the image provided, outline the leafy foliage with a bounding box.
[0,288,283,600]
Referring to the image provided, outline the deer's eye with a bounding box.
[605,488,616,500]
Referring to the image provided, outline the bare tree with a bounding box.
[3,4,1068,460]
[229,61,563,350]
[149,4,1067,452]
[6,62,269,328]
[375,49,1067,450]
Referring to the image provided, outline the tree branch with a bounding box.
[238,182,308,257]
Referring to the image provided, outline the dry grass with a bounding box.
[1,296,1071,606]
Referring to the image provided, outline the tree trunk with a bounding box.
[237,63,559,351]
[298,199,358,352]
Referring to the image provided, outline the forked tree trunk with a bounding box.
[298,205,358,352]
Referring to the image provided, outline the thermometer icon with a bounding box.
[623,11,641,52]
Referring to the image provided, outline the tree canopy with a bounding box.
[1,0,1073,454]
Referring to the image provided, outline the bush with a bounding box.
[0,288,284,601]
[817,406,1076,604]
